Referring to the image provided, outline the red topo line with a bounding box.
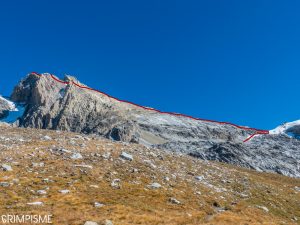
[243,132,259,143]
[30,72,269,142]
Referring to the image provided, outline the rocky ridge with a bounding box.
[9,73,300,177]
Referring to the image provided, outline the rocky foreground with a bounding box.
[0,123,299,225]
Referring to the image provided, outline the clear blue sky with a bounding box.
[0,0,299,129]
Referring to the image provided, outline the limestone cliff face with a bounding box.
[11,73,300,177]
[11,73,138,142]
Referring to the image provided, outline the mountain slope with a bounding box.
[10,73,300,177]
[0,123,299,225]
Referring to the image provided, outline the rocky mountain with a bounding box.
[9,73,300,177]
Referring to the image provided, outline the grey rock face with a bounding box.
[11,73,300,177]
[11,74,137,142]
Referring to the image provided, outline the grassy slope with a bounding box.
[0,124,299,225]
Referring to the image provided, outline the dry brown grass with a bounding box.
[0,125,299,224]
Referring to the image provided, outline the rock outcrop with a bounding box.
[10,73,300,177]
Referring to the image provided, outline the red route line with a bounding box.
[31,72,269,142]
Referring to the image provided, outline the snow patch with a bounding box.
[270,120,300,139]
[0,96,18,111]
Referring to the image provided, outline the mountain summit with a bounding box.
[8,73,300,177]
